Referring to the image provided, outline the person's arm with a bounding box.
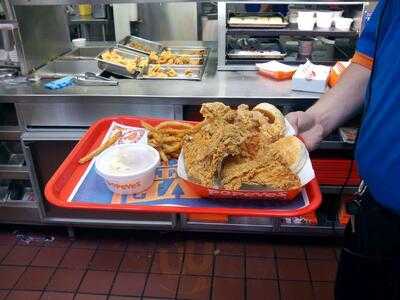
[287,1,385,150]
[286,64,370,150]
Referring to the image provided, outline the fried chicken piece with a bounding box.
[183,102,256,187]
[221,154,300,191]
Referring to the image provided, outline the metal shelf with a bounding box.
[318,140,354,150]
[0,126,22,140]
[225,58,338,66]
[0,165,30,180]
[226,25,359,38]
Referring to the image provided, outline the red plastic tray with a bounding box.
[45,116,322,217]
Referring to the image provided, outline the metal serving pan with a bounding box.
[141,65,203,81]
[228,12,289,28]
[118,35,164,55]
[95,47,149,79]
[163,46,208,58]
[227,50,287,59]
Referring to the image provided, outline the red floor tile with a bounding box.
[279,280,313,300]
[40,291,74,300]
[150,253,183,275]
[98,237,127,251]
[46,268,85,292]
[308,260,337,282]
[89,250,123,271]
[108,297,140,300]
[31,247,67,267]
[275,245,305,259]
[2,246,39,266]
[119,251,152,273]
[214,256,244,278]
[182,254,213,276]
[246,243,274,258]
[157,238,185,254]
[71,237,99,250]
[215,241,244,256]
[212,277,244,300]
[185,240,214,255]
[177,275,211,300]
[0,245,13,261]
[6,290,41,300]
[15,266,54,290]
[78,270,115,294]
[0,265,25,289]
[74,294,107,300]
[111,272,147,296]
[305,246,336,260]
[0,290,8,300]
[246,279,279,300]
[246,257,277,279]
[0,232,15,246]
[60,249,95,269]
[126,239,156,253]
[143,274,179,298]
[47,236,72,248]
[313,281,334,300]
[277,259,310,281]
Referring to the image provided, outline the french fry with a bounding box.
[163,142,181,154]
[156,121,193,130]
[79,130,122,164]
[161,136,181,143]
[159,149,168,162]
[190,120,207,133]
[140,121,157,131]
[159,128,188,135]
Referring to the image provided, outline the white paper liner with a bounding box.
[68,122,148,202]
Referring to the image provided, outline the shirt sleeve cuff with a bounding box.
[352,52,374,70]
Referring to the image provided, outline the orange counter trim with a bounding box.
[352,52,374,70]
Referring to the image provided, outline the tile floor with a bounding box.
[0,226,341,300]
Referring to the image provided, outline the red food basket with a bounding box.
[45,116,322,217]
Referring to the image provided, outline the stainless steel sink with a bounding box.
[35,59,101,79]
[60,46,108,59]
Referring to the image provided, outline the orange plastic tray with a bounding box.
[45,116,322,217]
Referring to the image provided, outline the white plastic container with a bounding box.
[316,11,334,29]
[297,11,316,31]
[334,17,353,31]
[95,143,160,194]
[72,38,86,47]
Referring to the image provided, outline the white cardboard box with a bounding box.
[292,61,331,93]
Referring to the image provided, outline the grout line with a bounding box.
[107,239,128,297]
[73,237,100,299]
[208,241,216,300]
[243,243,247,300]
[140,244,157,299]
[174,241,186,300]
[303,246,317,300]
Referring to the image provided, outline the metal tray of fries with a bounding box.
[141,65,203,81]
[118,35,164,55]
[95,47,149,79]
[164,46,208,58]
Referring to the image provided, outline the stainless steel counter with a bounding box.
[0,42,321,106]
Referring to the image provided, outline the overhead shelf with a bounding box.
[226,25,359,38]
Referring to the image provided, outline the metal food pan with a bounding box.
[163,47,208,58]
[95,47,149,79]
[154,56,204,68]
[141,65,203,81]
[118,35,164,55]
[227,50,287,59]
[228,12,289,28]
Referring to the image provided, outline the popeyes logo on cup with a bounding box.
[107,181,141,189]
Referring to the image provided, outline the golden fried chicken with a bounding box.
[220,152,301,191]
